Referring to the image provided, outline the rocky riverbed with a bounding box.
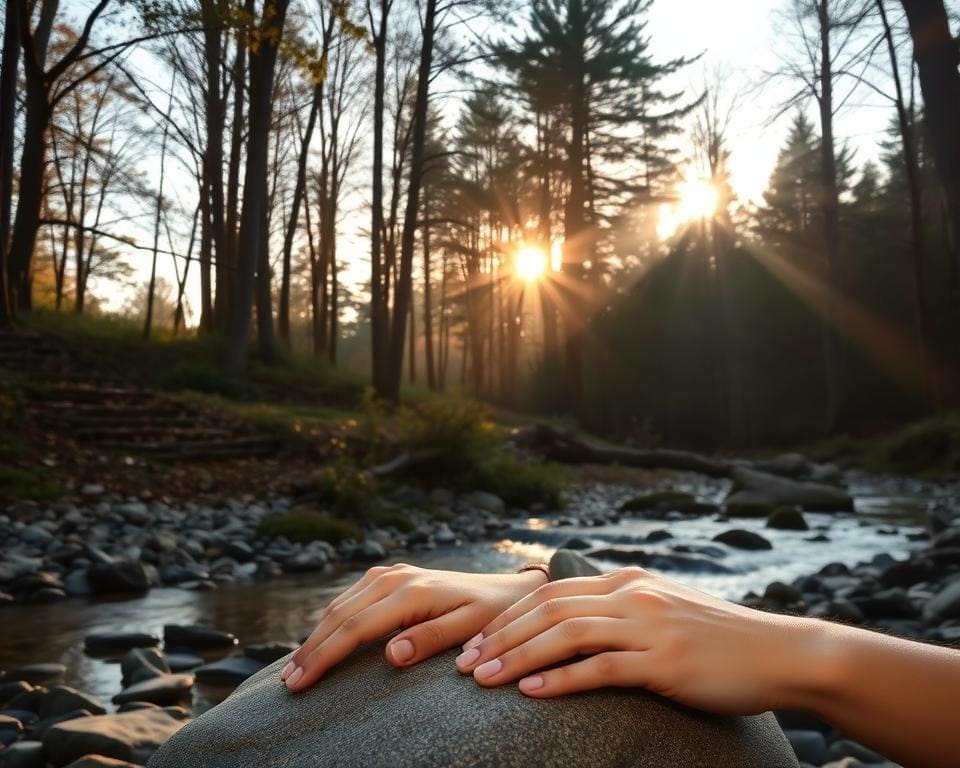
[1,467,959,767]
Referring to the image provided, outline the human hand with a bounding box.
[454,567,812,715]
[282,564,548,692]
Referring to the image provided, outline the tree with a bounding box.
[0,0,20,324]
[899,0,960,307]
[224,0,292,370]
[497,0,692,410]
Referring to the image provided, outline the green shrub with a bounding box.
[620,491,696,512]
[396,397,495,471]
[864,415,960,477]
[256,511,363,544]
[313,459,378,516]
[368,505,414,533]
[467,454,567,509]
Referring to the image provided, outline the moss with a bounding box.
[0,466,63,502]
[620,491,696,513]
[256,512,363,544]
[367,506,414,533]
[726,501,778,518]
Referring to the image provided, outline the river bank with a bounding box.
[1,468,959,767]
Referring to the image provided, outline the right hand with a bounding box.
[281,563,549,692]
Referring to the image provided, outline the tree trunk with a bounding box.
[422,186,436,389]
[144,90,171,340]
[816,0,843,432]
[384,0,437,402]
[877,0,936,405]
[224,0,290,370]
[0,0,20,325]
[279,83,323,345]
[899,0,960,356]
[370,4,390,397]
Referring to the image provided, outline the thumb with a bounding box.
[386,606,481,668]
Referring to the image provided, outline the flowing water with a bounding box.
[0,475,947,714]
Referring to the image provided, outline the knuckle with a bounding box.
[539,598,565,621]
[594,653,619,678]
[558,617,590,641]
[390,562,412,571]
[339,613,363,636]
[618,566,649,581]
[416,621,446,650]
[627,588,669,613]
[365,565,389,580]
[535,582,562,602]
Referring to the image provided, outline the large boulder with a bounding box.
[727,468,853,512]
[148,646,797,768]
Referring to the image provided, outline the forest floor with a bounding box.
[1,309,959,505]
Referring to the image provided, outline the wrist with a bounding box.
[764,615,850,715]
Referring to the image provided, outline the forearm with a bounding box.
[779,616,960,768]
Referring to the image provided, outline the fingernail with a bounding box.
[280,661,295,681]
[390,638,415,663]
[519,675,544,693]
[474,658,502,680]
[455,647,480,669]
[285,666,303,689]
[463,633,483,651]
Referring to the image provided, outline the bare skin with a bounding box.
[283,564,960,768]
[457,567,960,768]
[281,564,548,691]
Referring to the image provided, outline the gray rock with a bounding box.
[766,507,809,531]
[0,741,44,768]
[84,635,159,656]
[42,710,186,766]
[162,655,203,673]
[282,552,328,573]
[560,536,593,550]
[784,729,827,765]
[86,562,149,596]
[459,491,506,516]
[116,503,152,526]
[1,664,66,686]
[120,650,170,687]
[64,756,145,768]
[112,674,194,706]
[713,529,773,551]
[0,713,23,746]
[851,588,919,620]
[162,626,237,651]
[224,541,253,562]
[806,600,864,625]
[38,687,107,718]
[148,645,797,768]
[351,541,386,562]
[824,739,887,763]
[20,525,54,545]
[764,582,803,605]
[63,571,92,597]
[432,525,456,545]
[80,484,105,497]
[924,577,960,622]
[727,467,853,512]
[0,683,32,709]
[243,643,298,665]
[194,657,264,687]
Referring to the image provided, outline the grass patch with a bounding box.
[256,511,364,544]
[620,491,696,512]
[0,466,63,502]
[466,454,568,509]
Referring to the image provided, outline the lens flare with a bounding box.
[515,246,547,282]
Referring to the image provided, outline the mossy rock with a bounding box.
[766,506,809,531]
[726,501,778,519]
[620,491,696,513]
[256,512,363,544]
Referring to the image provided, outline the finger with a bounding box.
[287,592,410,692]
[456,596,615,673]
[386,605,482,667]
[480,575,617,640]
[290,570,401,671]
[324,564,401,616]
[517,651,649,698]
[472,616,630,688]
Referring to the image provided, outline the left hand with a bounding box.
[453,566,804,715]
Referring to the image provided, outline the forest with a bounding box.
[1,0,960,449]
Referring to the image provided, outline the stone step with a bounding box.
[76,425,235,442]
[27,384,159,404]
[104,436,281,460]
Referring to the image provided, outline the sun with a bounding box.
[677,179,719,221]
[514,245,548,283]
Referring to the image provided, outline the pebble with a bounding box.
[111,674,195,706]
[42,709,187,766]
[162,625,237,650]
[1,664,66,686]
[84,634,160,655]
[38,686,107,718]
[713,529,773,551]
[193,657,264,687]
[0,741,45,768]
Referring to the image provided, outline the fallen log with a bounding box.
[510,424,735,478]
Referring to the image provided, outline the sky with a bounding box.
[58,0,956,321]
